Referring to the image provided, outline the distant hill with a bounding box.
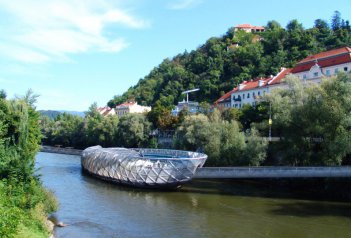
[107,12,351,108]
[39,110,85,119]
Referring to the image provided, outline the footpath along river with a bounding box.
[36,152,351,238]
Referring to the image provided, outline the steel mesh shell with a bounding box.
[81,146,207,188]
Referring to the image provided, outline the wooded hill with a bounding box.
[108,11,351,108]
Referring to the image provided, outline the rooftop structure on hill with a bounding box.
[234,24,265,33]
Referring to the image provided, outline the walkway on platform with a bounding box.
[194,166,351,178]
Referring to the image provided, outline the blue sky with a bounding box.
[0,0,350,111]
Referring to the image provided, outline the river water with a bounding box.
[36,152,351,238]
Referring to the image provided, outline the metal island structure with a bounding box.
[81,146,207,188]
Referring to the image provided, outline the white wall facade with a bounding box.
[294,62,351,83]
[115,103,151,117]
[231,87,269,108]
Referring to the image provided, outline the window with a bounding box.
[232,95,235,100]
[326,69,330,76]
[313,72,318,77]
[258,91,261,96]
[243,94,245,99]
[344,67,348,72]
[335,68,339,74]
[247,93,250,98]
[303,74,307,79]
[253,92,255,98]
[235,104,237,108]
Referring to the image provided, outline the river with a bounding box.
[36,152,351,238]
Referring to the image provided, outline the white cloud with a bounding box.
[168,0,202,10]
[0,0,148,63]
[0,43,50,63]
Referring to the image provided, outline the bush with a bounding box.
[174,109,268,166]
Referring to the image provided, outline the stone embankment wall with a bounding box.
[40,145,82,156]
[194,166,351,178]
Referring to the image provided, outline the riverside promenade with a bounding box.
[194,166,351,178]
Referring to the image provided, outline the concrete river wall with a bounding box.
[194,166,351,178]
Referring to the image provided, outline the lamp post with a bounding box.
[268,102,272,141]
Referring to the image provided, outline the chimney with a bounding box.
[239,83,245,90]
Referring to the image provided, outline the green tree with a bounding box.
[174,109,268,166]
[268,74,351,165]
[85,104,119,147]
[117,114,151,147]
[0,91,58,237]
[0,90,6,99]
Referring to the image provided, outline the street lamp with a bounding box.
[268,102,272,141]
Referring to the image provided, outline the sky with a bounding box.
[0,0,350,111]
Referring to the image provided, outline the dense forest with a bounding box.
[108,11,351,108]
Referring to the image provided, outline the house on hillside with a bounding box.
[215,68,291,109]
[234,24,265,33]
[97,107,116,116]
[115,102,151,117]
[291,47,351,83]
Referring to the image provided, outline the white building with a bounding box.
[97,107,116,116]
[216,46,351,109]
[291,47,351,83]
[115,102,151,117]
[215,68,291,109]
[234,24,265,33]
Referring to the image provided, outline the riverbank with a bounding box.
[40,145,82,156]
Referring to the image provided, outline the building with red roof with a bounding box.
[291,47,351,83]
[234,24,265,33]
[215,47,351,110]
[115,102,151,117]
[215,68,291,109]
[97,107,116,117]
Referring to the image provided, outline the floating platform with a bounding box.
[81,146,207,188]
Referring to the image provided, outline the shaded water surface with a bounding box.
[36,152,351,238]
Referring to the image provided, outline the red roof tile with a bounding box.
[116,102,135,108]
[268,68,292,85]
[291,47,351,73]
[233,77,272,92]
[235,24,265,30]
[214,68,290,104]
[215,90,234,104]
